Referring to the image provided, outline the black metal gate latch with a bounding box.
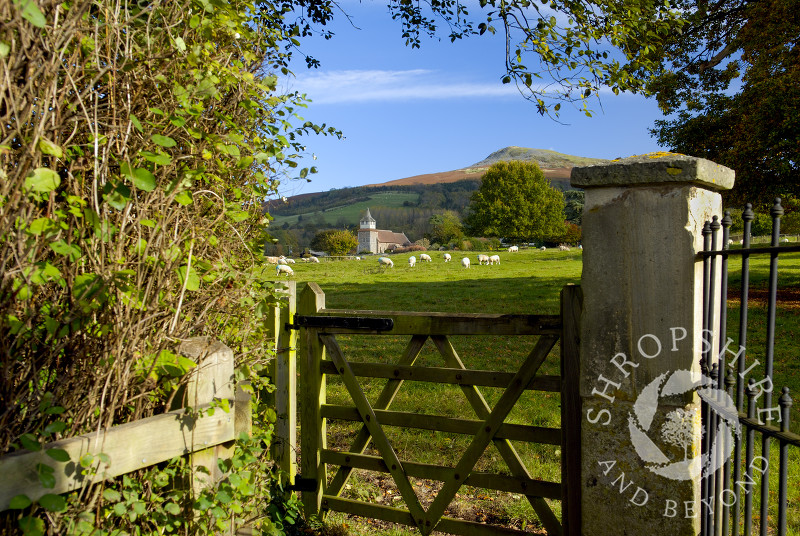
[285,315,394,332]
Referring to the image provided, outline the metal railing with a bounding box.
[700,199,800,536]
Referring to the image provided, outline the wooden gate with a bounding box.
[295,283,581,536]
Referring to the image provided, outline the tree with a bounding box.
[463,161,565,242]
[428,211,464,246]
[647,0,799,206]
[311,229,358,255]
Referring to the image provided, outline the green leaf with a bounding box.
[0,42,10,59]
[20,434,41,452]
[132,501,146,515]
[38,494,66,512]
[152,134,176,148]
[45,448,70,462]
[9,495,32,509]
[38,138,63,158]
[103,489,121,502]
[36,463,56,489]
[174,190,193,206]
[174,37,186,52]
[19,516,45,536]
[140,150,172,166]
[176,265,199,291]
[50,240,82,262]
[164,502,181,515]
[14,0,46,28]
[129,114,143,132]
[43,420,66,435]
[24,168,60,193]
[132,168,156,191]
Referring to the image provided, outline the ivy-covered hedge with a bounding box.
[0,0,337,533]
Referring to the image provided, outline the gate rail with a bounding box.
[700,200,800,536]
[294,282,581,536]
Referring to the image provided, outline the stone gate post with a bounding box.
[570,154,734,535]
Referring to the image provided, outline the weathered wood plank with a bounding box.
[273,280,297,486]
[324,496,533,536]
[319,361,561,392]
[321,450,562,499]
[298,283,327,520]
[0,404,235,510]
[321,405,561,445]
[326,335,428,497]
[560,285,582,536]
[309,309,561,335]
[178,338,236,496]
[323,495,416,527]
[320,334,427,532]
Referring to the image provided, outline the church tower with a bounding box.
[357,208,378,253]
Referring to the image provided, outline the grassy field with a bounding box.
[279,248,800,535]
[270,191,420,228]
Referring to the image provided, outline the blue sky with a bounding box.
[278,2,669,197]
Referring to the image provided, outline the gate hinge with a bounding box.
[285,315,394,332]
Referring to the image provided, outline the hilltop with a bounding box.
[265,147,599,250]
[363,147,607,189]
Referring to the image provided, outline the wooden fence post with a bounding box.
[271,281,297,487]
[560,284,582,536]
[178,338,235,497]
[298,283,327,521]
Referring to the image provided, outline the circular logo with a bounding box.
[628,369,740,481]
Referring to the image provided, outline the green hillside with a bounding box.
[269,191,420,228]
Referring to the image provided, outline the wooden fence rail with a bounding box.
[0,337,251,512]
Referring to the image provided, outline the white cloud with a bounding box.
[288,69,520,104]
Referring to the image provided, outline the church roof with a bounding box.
[361,208,376,223]
[376,230,410,245]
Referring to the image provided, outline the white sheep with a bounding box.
[784,238,790,243]
[443,253,452,262]
[354,256,361,260]
[408,256,417,268]
[558,245,570,251]
[310,256,320,263]
[489,255,500,265]
[266,256,280,264]
[276,264,294,276]
[478,254,490,265]
[461,257,470,268]
[419,253,432,262]
[378,257,394,268]
[508,245,519,252]
[540,246,546,251]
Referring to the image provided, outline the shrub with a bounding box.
[0,0,338,532]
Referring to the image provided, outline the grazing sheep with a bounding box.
[266,256,280,264]
[354,256,361,260]
[461,257,470,269]
[443,253,452,262]
[408,256,417,268]
[784,238,790,243]
[489,255,500,265]
[378,257,394,268]
[478,254,490,265]
[420,253,432,262]
[310,256,320,263]
[508,245,519,253]
[276,264,294,276]
[558,245,570,251]
[540,246,546,251]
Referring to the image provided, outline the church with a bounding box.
[357,208,411,254]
